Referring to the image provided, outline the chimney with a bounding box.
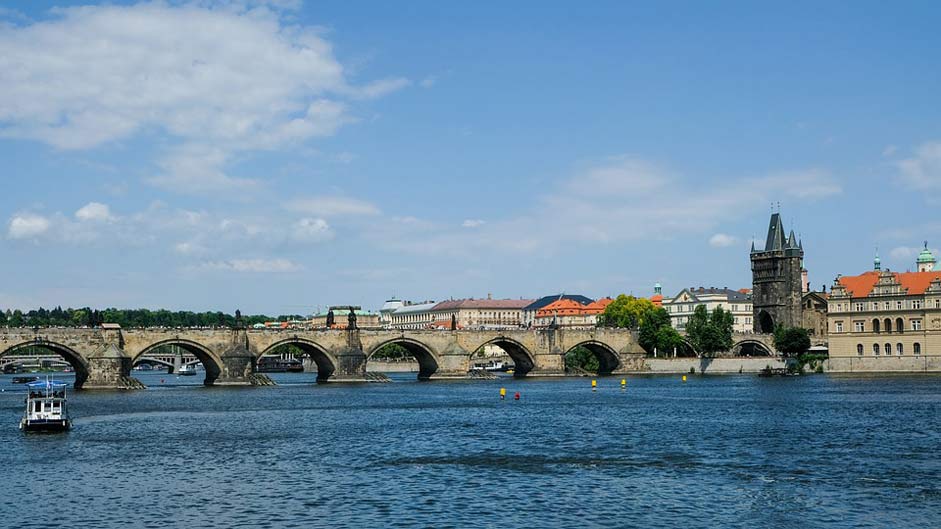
[488,293,492,300]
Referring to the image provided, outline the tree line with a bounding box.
[0,306,305,328]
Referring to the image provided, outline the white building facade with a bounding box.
[662,287,754,333]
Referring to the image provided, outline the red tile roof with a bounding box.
[838,270,941,297]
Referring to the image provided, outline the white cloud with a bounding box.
[291,217,333,242]
[419,76,437,88]
[890,246,916,260]
[462,219,485,228]
[0,3,399,193]
[174,241,205,255]
[8,214,51,239]
[285,196,380,217]
[709,233,738,248]
[197,258,302,273]
[352,77,411,99]
[758,169,842,200]
[75,202,114,222]
[366,157,842,259]
[897,141,941,190]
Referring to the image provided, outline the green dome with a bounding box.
[917,242,936,264]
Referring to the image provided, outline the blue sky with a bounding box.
[1,0,940,314]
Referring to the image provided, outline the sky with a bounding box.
[1,0,940,314]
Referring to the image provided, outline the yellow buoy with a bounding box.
[682,375,687,382]
[620,379,626,389]
[500,387,506,399]
[591,379,597,390]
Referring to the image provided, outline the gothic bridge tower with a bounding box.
[750,213,803,333]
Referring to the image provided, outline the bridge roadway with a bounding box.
[0,327,779,390]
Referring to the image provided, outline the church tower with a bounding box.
[750,213,804,333]
[917,242,936,272]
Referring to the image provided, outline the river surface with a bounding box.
[1,372,939,529]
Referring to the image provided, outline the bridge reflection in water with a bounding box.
[0,327,777,390]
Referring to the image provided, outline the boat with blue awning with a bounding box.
[20,379,71,433]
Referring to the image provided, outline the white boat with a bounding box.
[177,364,198,376]
[20,379,71,433]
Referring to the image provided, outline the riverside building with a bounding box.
[827,243,941,372]
[662,287,754,333]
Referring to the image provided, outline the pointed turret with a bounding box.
[874,249,881,271]
[787,230,797,249]
[764,213,786,252]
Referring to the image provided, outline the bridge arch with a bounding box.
[564,341,621,375]
[731,339,774,357]
[472,336,535,377]
[367,338,440,380]
[134,339,222,386]
[0,340,90,389]
[258,338,338,382]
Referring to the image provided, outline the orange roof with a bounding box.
[649,294,663,307]
[839,270,941,298]
[536,298,608,317]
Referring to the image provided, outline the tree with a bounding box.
[599,295,656,329]
[0,308,6,326]
[638,307,684,355]
[687,305,733,357]
[773,326,811,356]
[9,309,24,327]
[565,345,600,373]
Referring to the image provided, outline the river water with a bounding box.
[1,372,939,529]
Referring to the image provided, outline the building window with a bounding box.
[873,302,880,311]
[935,299,941,309]
[835,321,844,333]
[855,302,865,312]
[872,319,881,333]
[897,300,904,310]
[854,321,865,332]
[896,317,904,332]
[873,343,880,355]
[884,343,892,355]
[857,344,864,356]
[884,301,891,310]
[897,343,903,355]
[913,300,923,310]
[914,343,921,354]
[837,303,844,312]
[912,319,923,331]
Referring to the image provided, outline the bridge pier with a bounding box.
[328,331,368,382]
[427,342,472,380]
[83,344,145,390]
[215,330,274,386]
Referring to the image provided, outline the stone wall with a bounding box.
[644,357,787,374]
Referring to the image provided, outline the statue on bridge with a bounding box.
[450,314,457,331]
[235,309,243,329]
[326,310,335,328]
[348,309,357,330]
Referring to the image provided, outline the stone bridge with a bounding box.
[0,327,648,389]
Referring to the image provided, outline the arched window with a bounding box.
[884,343,891,355]
[857,344,864,356]
[873,343,880,355]
[897,318,905,332]
[914,343,921,355]
[884,318,892,333]
[896,343,903,355]
[872,319,881,333]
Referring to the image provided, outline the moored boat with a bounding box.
[12,376,39,384]
[177,364,198,376]
[20,379,71,433]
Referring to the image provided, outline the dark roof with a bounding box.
[523,294,594,311]
[756,213,801,253]
[673,287,752,303]
[431,299,533,311]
